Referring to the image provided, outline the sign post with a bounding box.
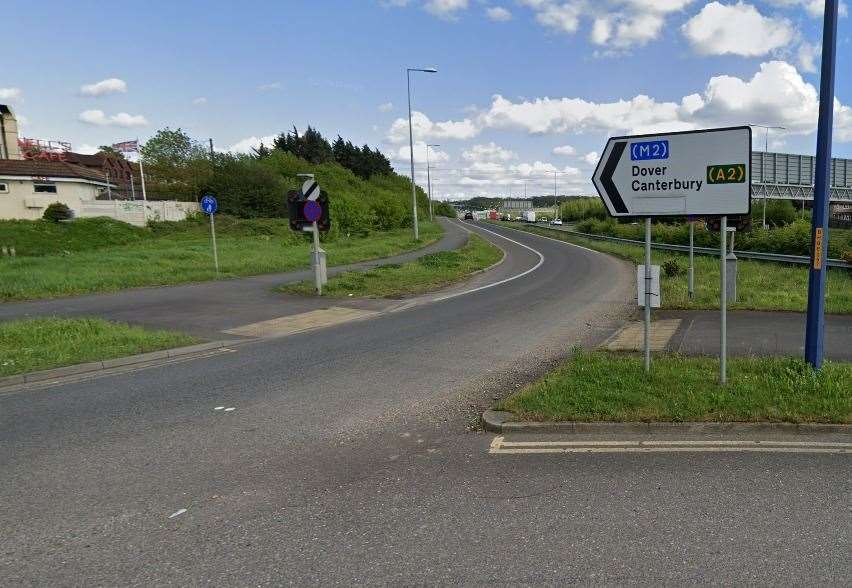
[688,219,695,300]
[200,194,219,276]
[643,217,652,372]
[593,126,751,380]
[289,175,330,296]
[720,216,727,384]
[805,0,839,370]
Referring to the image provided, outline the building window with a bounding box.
[0,183,8,193]
[34,183,57,194]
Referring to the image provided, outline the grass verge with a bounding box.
[0,220,443,301]
[492,221,852,314]
[281,233,503,298]
[0,317,199,377]
[497,350,852,424]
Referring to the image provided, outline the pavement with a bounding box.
[1,221,850,585]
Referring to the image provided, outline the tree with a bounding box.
[140,128,212,201]
[97,146,125,160]
[252,142,272,159]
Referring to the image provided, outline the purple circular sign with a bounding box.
[303,200,322,222]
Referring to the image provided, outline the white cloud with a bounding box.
[76,144,100,155]
[425,0,468,18]
[396,60,852,142]
[683,2,795,57]
[582,151,599,166]
[520,0,694,49]
[394,141,450,164]
[797,41,821,73]
[225,135,277,154]
[387,110,479,143]
[78,109,148,127]
[765,0,847,18]
[462,142,517,162]
[80,78,128,97]
[552,144,576,156]
[0,87,22,102]
[258,82,282,92]
[486,6,512,21]
[193,97,208,105]
[378,102,394,112]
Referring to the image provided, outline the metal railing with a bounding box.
[502,222,852,269]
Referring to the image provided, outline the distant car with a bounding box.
[464,211,474,220]
[550,219,563,226]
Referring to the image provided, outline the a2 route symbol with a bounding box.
[707,164,746,185]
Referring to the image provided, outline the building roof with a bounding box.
[0,159,110,183]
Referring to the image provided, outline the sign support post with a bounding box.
[688,221,695,300]
[805,0,839,370]
[644,217,652,373]
[720,216,727,384]
[311,221,324,296]
[210,212,219,276]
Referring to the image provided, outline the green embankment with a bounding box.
[0,217,443,301]
[498,350,852,424]
[282,233,503,298]
[0,318,199,377]
[492,221,852,314]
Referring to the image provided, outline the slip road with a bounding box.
[632,164,703,192]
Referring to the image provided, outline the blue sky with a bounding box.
[3,0,851,199]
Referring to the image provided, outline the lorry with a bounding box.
[522,210,536,223]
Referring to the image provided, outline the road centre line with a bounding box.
[431,221,545,302]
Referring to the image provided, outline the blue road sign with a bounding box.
[201,195,218,215]
[630,140,669,161]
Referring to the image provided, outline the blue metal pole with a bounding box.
[804,0,839,369]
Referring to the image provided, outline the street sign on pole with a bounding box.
[592,126,751,381]
[288,176,328,294]
[200,194,219,276]
[805,0,839,370]
[592,126,751,218]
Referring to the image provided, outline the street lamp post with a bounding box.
[749,123,787,229]
[426,143,440,221]
[407,67,438,240]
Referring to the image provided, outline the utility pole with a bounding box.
[426,143,440,222]
[805,0,839,369]
[406,67,438,240]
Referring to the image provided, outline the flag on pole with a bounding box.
[112,140,139,153]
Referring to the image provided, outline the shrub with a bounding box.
[842,250,852,264]
[662,258,683,277]
[560,198,607,222]
[42,203,74,223]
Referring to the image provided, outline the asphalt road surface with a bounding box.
[2,222,849,586]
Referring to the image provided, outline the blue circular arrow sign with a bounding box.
[200,195,218,215]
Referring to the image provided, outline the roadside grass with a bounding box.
[493,221,852,314]
[0,220,443,301]
[497,349,852,424]
[0,317,199,377]
[281,233,503,298]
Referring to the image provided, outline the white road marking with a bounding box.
[214,406,225,410]
[168,508,187,518]
[432,221,546,302]
[489,436,852,455]
[224,407,236,412]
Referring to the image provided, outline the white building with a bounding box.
[0,104,199,225]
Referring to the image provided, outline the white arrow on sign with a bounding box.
[301,179,320,201]
[592,126,752,217]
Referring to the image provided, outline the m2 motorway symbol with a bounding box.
[592,126,751,217]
